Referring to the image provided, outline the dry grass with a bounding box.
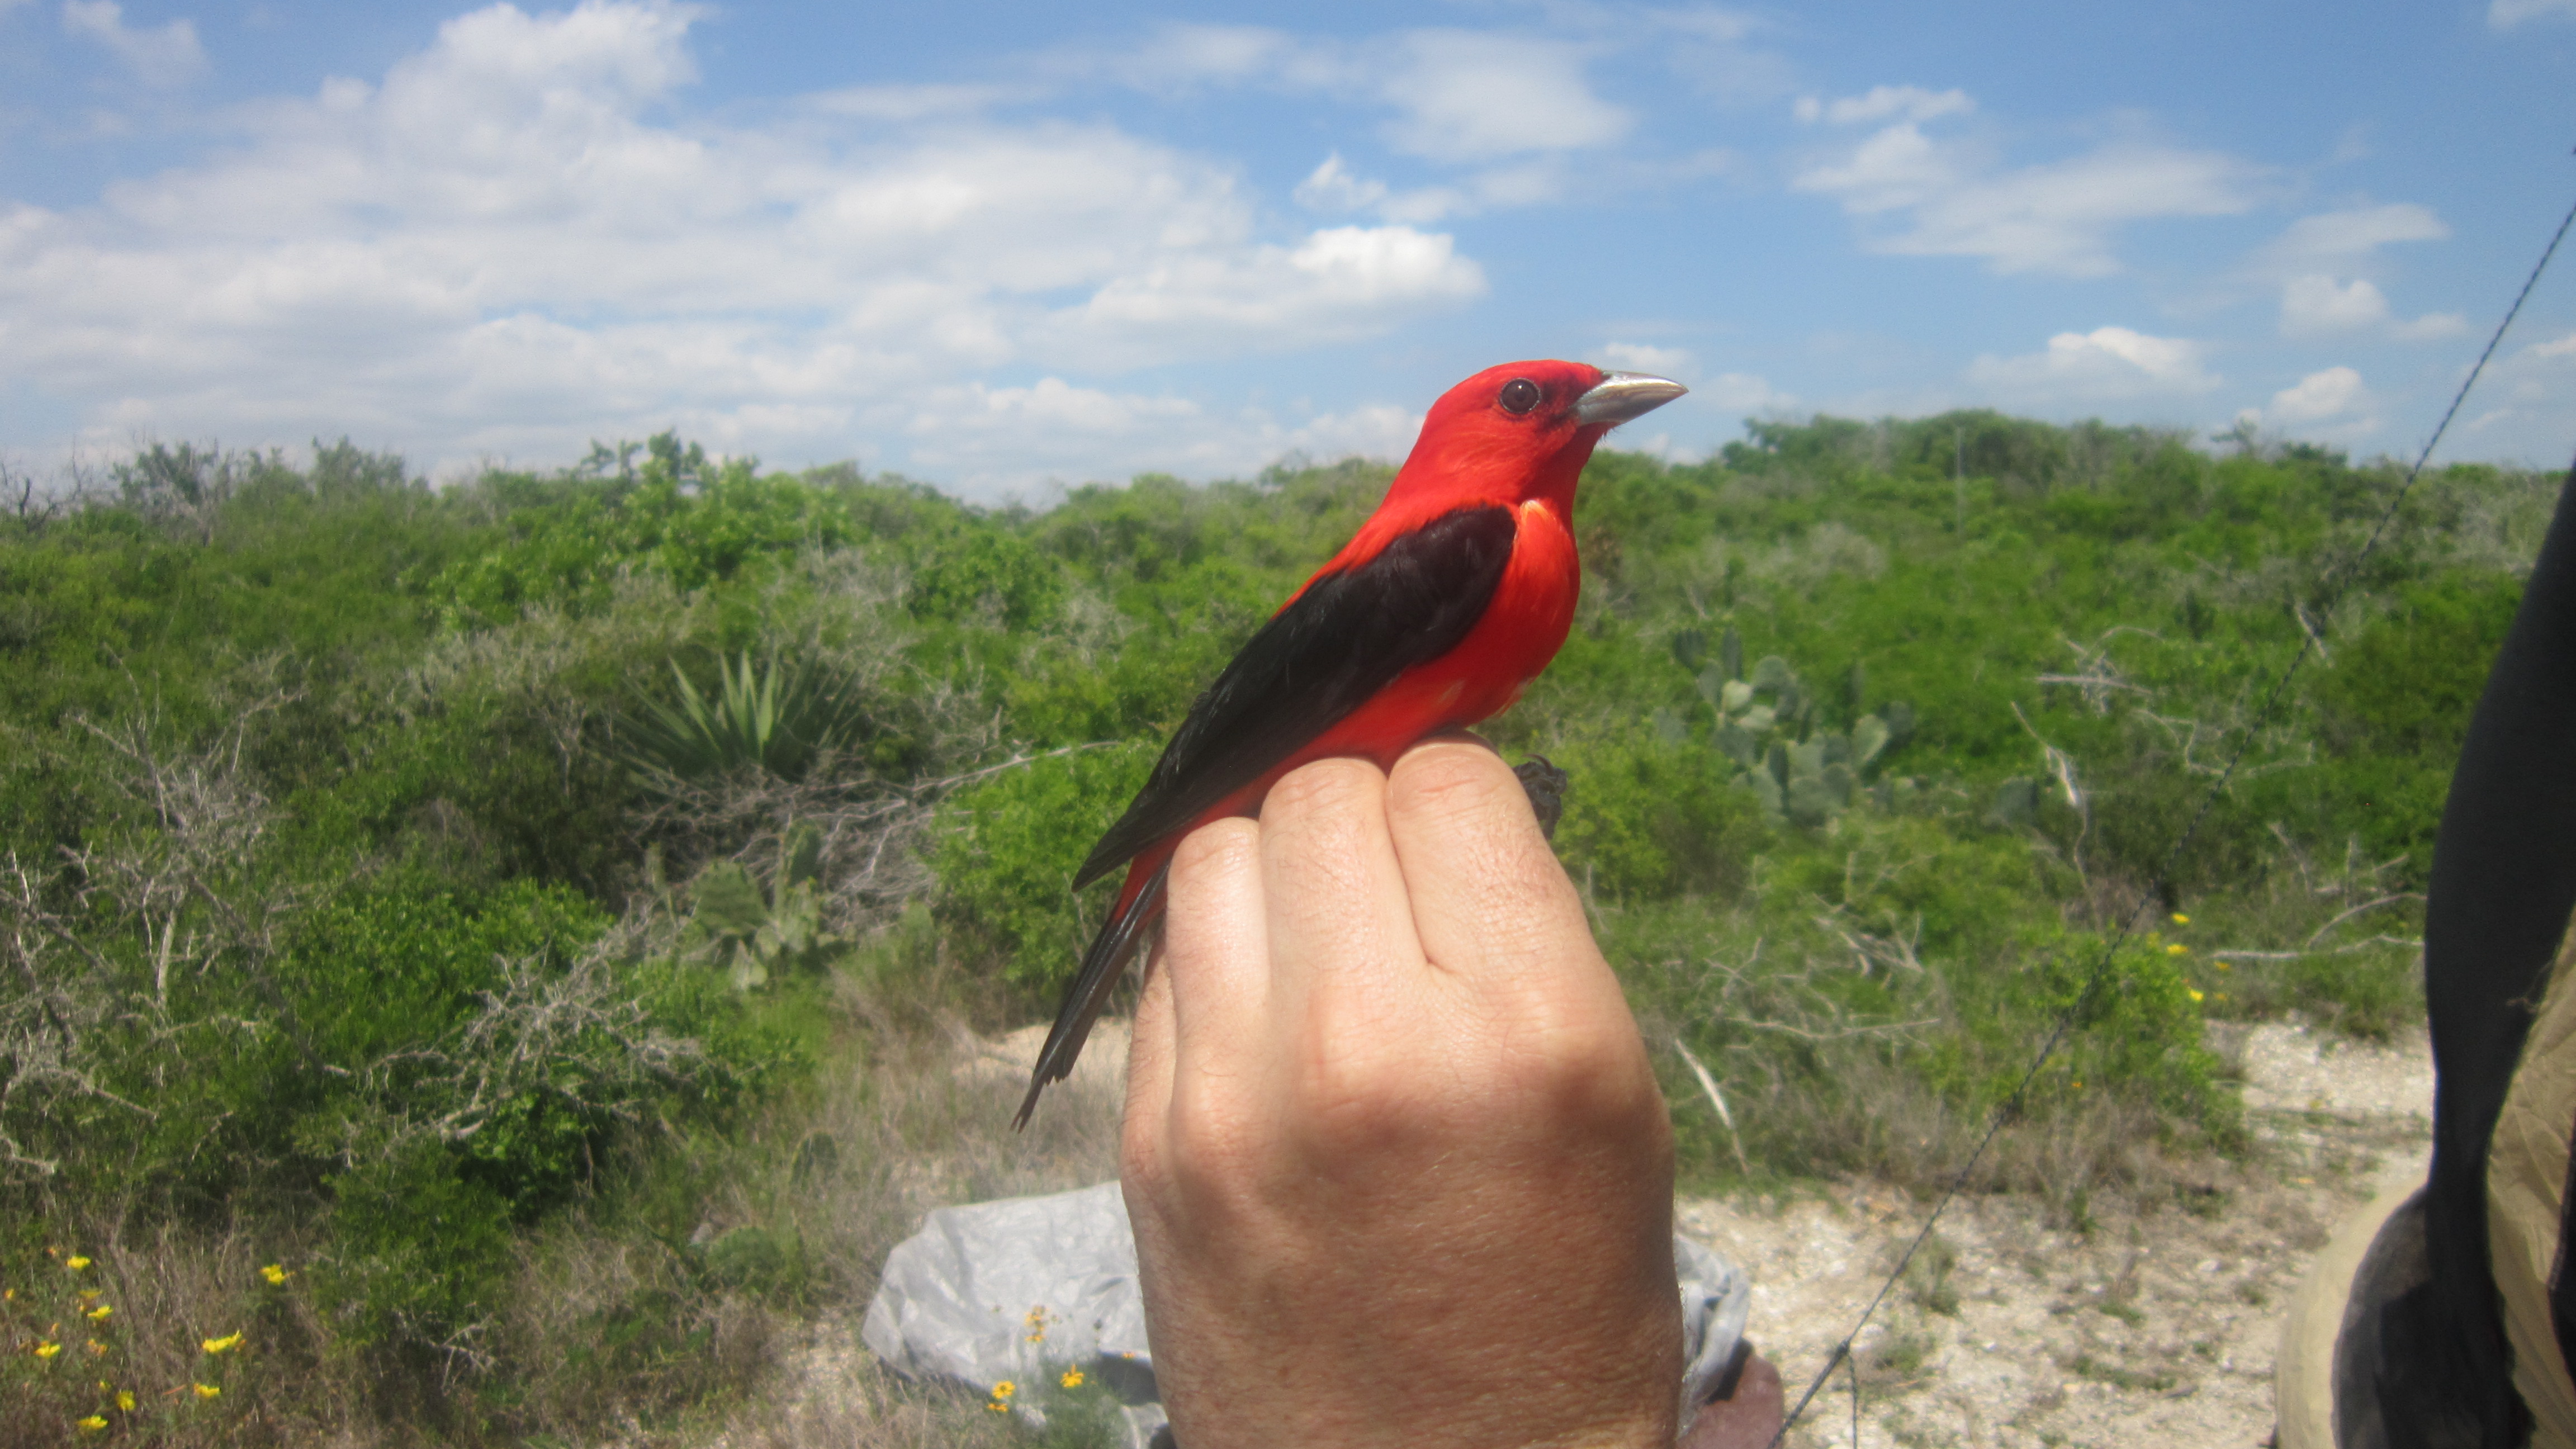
[1,1217,347,1449]
[1,946,1125,1449]
[485,954,1126,1446]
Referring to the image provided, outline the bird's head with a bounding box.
[1386,360,1688,513]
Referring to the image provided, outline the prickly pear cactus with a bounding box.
[679,819,848,989]
[1683,626,1916,827]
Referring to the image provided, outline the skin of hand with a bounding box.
[1121,736,1683,1448]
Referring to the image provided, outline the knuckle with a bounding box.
[1150,1099,1272,1217]
[1262,755,1384,823]
[1284,1031,1429,1152]
[1168,817,1259,888]
[1516,1010,1666,1130]
[1387,740,1516,827]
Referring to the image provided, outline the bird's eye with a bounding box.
[1498,378,1542,415]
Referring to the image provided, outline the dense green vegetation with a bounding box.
[0,417,2551,1445]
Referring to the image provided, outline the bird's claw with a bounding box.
[1513,755,1570,841]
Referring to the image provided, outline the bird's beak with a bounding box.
[1574,371,1688,428]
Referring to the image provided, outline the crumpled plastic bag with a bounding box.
[863,1180,1753,1447]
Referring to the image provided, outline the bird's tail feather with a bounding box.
[1014,856,1172,1130]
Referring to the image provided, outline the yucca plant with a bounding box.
[622,650,856,785]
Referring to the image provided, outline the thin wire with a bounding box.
[1845,1348,1860,1449]
[1766,183,2576,1447]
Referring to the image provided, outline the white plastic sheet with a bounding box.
[864,1180,1753,1447]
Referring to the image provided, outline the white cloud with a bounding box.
[1794,113,2263,277]
[2492,0,2576,25]
[921,377,1200,439]
[1656,9,1759,44]
[1086,25,1625,219]
[1086,23,1626,167]
[2251,205,2459,343]
[1033,224,1486,370]
[1106,22,1334,91]
[2265,366,2369,424]
[1292,148,1599,226]
[2280,275,2391,335]
[1593,344,1788,417]
[1655,8,1793,107]
[61,0,206,87]
[1700,372,1796,413]
[1794,84,1972,127]
[902,383,1422,488]
[1967,326,2220,402]
[2446,329,2576,451]
[2252,203,2447,277]
[1294,153,1388,212]
[1599,342,1695,378]
[804,83,1019,121]
[1379,31,1630,163]
[0,1,1491,496]
[2396,311,2471,340]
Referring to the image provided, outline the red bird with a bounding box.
[1016,361,1686,1126]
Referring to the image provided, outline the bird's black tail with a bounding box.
[1014,859,1172,1130]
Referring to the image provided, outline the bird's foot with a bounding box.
[1513,755,1570,841]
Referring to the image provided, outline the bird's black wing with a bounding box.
[1072,504,1519,889]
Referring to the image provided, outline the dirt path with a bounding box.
[1684,1021,2434,1449]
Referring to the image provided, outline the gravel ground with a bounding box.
[1688,1021,2434,1449]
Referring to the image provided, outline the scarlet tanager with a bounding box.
[1016,361,1686,1126]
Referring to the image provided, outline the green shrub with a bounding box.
[1924,926,2236,1144]
[1550,728,1769,902]
[315,1133,518,1362]
[907,527,1065,630]
[934,743,1157,992]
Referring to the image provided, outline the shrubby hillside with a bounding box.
[0,420,2549,1445]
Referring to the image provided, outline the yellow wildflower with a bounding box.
[193,1382,221,1400]
[2171,913,2190,925]
[2187,988,2206,1003]
[77,1415,107,1433]
[992,1380,1015,1399]
[86,1305,111,1322]
[201,1332,244,1355]
[259,1265,288,1286]
[986,1399,1010,1413]
[87,1339,107,1356]
[116,1390,135,1411]
[1060,1367,1086,1389]
[36,1341,63,1360]
[2166,944,2189,956]
[2214,961,2230,971]
[77,1289,100,1302]
[65,1256,91,1271]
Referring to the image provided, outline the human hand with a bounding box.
[1122,737,1682,1448]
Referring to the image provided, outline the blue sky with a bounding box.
[3,0,2573,500]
